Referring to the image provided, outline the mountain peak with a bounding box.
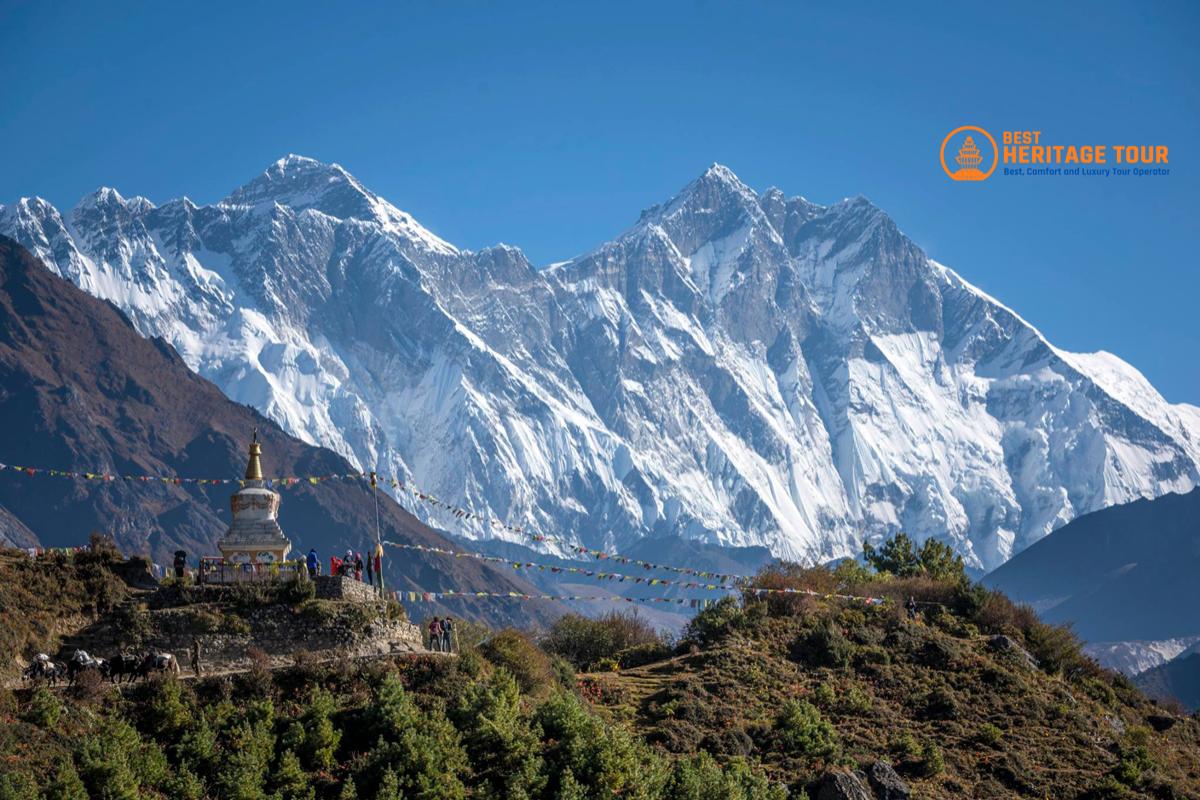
[700,162,742,184]
[221,156,458,255]
[225,154,364,213]
[76,186,126,209]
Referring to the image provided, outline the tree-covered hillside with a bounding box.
[1,535,1198,799]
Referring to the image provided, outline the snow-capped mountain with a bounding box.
[1084,638,1200,677]
[3,156,1198,570]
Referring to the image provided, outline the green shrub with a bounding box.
[25,687,61,727]
[1024,621,1087,676]
[842,684,872,714]
[112,602,153,645]
[853,645,890,668]
[298,599,338,625]
[682,596,745,647]
[922,685,959,720]
[279,576,316,605]
[480,629,555,694]
[541,611,665,672]
[1111,726,1156,787]
[792,620,852,670]
[891,732,922,759]
[773,699,837,758]
[616,641,672,669]
[919,742,945,777]
[978,722,1004,747]
[222,612,251,635]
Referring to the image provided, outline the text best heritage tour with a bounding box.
[1002,130,1168,171]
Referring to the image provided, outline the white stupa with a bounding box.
[217,431,292,564]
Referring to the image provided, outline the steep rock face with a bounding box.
[3,158,1198,570]
[0,237,562,628]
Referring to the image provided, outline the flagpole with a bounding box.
[371,471,384,598]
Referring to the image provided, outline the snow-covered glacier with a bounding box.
[3,156,1197,570]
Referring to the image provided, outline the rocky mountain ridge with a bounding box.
[4,157,1198,570]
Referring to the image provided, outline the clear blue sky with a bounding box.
[2,1,1196,400]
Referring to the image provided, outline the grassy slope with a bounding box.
[2,556,1199,799]
[0,542,132,678]
[579,581,1200,798]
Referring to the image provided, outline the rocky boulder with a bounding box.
[865,761,910,799]
[988,634,1039,671]
[815,770,874,800]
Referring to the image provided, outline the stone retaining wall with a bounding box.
[114,586,425,672]
[313,575,380,603]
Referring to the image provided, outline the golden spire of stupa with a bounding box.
[244,428,263,481]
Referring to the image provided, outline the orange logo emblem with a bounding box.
[941,126,998,181]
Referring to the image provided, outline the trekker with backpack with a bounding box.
[354,553,364,581]
[441,617,454,653]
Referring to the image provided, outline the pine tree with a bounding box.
[271,750,315,800]
[75,722,141,800]
[212,700,276,800]
[863,533,921,577]
[453,669,544,800]
[373,768,401,800]
[176,714,219,780]
[43,759,87,800]
[163,767,205,800]
[362,673,469,799]
[534,692,667,799]
[300,687,341,772]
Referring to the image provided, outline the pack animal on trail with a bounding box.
[136,651,180,678]
[66,650,106,686]
[103,653,142,684]
[23,654,65,686]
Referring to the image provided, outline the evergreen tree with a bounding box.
[452,669,544,800]
[146,676,194,741]
[534,692,667,799]
[774,699,837,759]
[176,714,219,781]
[554,769,586,800]
[0,772,38,800]
[25,687,61,728]
[863,532,921,577]
[43,759,87,800]
[213,700,277,800]
[666,753,785,800]
[373,768,401,800]
[75,718,143,800]
[163,767,205,800]
[271,750,315,800]
[917,538,966,582]
[300,687,342,772]
[360,673,468,800]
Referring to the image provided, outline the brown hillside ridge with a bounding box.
[2,551,1198,799]
[577,568,1200,799]
[0,235,562,628]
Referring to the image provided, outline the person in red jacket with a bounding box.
[428,618,443,652]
